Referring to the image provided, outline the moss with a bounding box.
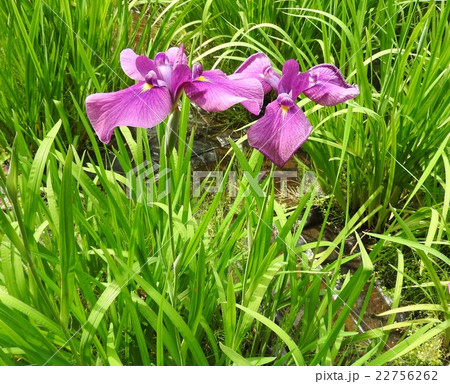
[393,335,449,366]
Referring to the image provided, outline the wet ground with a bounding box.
[275,210,404,353]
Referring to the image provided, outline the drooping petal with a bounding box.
[232,52,280,93]
[120,49,155,81]
[86,83,172,143]
[248,95,313,168]
[184,69,263,115]
[302,64,360,106]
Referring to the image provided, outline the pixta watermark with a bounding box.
[126,161,318,204]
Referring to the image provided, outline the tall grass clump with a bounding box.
[2,113,440,365]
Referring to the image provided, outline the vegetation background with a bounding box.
[0,0,448,365]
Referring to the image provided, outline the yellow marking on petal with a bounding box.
[141,83,153,93]
[196,75,209,82]
[281,105,290,118]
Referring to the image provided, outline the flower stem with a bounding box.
[163,108,180,305]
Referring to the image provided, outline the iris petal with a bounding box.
[166,44,188,67]
[184,69,263,115]
[120,49,156,81]
[86,83,172,143]
[302,64,360,106]
[232,52,280,94]
[171,64,191,100]
[278,59,311,100]
[278,59,299,96]
[248,98,313,168]
[155,53,173,90]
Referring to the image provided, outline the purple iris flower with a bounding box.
[86,45,263,144]
[233,53,360,168]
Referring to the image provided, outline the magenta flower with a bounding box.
[234,53,360,168]
[184,63,263,115]
[86,45,264,143]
